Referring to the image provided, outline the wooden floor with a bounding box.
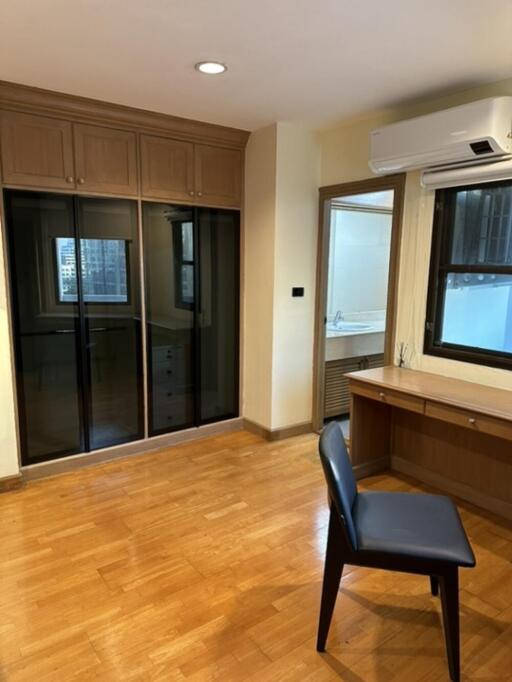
[1,431,511,681]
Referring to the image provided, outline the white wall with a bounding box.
[243,125,277,429]
[0,212,20,479]
[327,209,392,317]
[271,123,320,429]
[243,123,320,431]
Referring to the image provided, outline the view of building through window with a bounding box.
[55,237,128,303]
[426,181,512,365]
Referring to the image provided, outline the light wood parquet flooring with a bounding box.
[0,430,511,681]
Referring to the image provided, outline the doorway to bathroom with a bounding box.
[313,175,405,434]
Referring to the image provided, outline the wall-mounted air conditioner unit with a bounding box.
[369,97,512,177]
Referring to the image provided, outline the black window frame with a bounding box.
[424,178,512,371]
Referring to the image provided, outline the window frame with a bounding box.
[424,178,512,371]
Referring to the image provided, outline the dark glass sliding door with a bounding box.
[143,203,239,435]
[143,204,195,434]
[198,208,239,422]
[5,193,84,462]
[5,191,143,464]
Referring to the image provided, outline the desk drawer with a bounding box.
[425,401,512,441]
[350,381,424,414]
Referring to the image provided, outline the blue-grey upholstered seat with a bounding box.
[353,491,475,566]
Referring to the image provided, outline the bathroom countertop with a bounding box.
[326,319,386,339]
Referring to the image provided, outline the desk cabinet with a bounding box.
[348,366,512,520]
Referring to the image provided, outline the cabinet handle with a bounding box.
[66,176,74,183]
[197,191,203,197]
[78,177,85,185]
[189,190,195,196]
[468,417,476,425]
[379,391,386,399]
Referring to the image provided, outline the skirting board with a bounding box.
[352,456,389,480]
[23,417,244,482]
[0,474,23,493]
[392,455,512,522]
[243,419,313,442]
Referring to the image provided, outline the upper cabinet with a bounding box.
[0,112,138,195]
[0,111,74,189]
[195,145,241,208]
[140,135,194,202]
[140,135,242,208]
[74,124,138,195]
[0,85,247,207]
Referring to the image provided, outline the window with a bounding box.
[55,237,129,304]
[172,221,194,310]
[425,180,512,369]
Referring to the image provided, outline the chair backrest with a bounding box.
[318,421,358,550]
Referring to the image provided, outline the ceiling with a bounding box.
[1,0,512,131]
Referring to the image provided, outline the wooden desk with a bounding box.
[347,366,512,520]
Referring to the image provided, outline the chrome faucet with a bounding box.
[333,310,344,325]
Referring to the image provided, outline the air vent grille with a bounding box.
[470,140,493,155]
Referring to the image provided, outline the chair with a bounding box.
[317,421,475,682]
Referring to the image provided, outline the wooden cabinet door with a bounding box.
[74,124,138,195]
[0,111,75,189]
[140,135,194,201]
[194,145,241,208]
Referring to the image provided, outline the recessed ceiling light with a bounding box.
[195,61,227,75]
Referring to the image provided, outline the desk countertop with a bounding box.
[346,366,512,422]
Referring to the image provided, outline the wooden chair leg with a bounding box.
[439,569,460,682]
[430,576,439,596]
[317,507,344,652]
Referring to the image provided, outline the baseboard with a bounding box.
[352,456,389,480]
[0,474,23,493]
[243,418,313,442]
[391,455,512,521]
[22,417,244,481]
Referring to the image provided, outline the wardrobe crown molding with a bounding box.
[0,80,250,149]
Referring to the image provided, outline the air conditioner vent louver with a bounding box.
[470,140,493,155]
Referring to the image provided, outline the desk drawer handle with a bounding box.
[468,417,476,425]
[379,392,386,399]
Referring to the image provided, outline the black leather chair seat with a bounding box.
[353,491,475,567]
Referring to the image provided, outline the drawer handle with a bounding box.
[468,417,477,425]
[379,392,386,399]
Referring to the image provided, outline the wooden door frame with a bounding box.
[312,173,406,433]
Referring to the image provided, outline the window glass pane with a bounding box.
[451,184,512,265]
[55,237,128,303]
[440,272,512,353]
[180,263,194,305]
[181,222,193,261]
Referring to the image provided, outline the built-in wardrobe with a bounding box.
[0,81,247,466]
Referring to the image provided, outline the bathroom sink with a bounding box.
[327,321,373,332]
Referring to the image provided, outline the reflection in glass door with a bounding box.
[143,203,195,434]
[77,198,143,450]
[198,208,239,423]
[5,192,84,463]
[143,203,239,435]
[5,190,143,463]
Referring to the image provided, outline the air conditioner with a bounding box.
[369,97,512,175]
